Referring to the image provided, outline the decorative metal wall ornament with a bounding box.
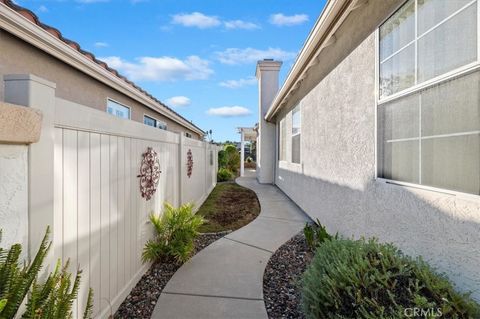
[187,149,194,178]
[137,147,161,200]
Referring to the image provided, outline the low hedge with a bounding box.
[301,238,480,319]
[217,168,233,182]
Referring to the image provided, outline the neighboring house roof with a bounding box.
[265,0,356,120]
[0,0,205,136]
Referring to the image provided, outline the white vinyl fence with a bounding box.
[3,74,220,318]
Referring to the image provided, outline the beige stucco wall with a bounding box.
[274,31,480,301]
[0,30,202,140]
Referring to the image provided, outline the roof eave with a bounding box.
[0,2,205,136]
[265,0,353,121]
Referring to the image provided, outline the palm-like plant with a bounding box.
[0,228,93,319]
[142,203,205,264]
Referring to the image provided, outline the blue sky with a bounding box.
[18,0,326,142]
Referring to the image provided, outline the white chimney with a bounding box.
[255,59,282,184]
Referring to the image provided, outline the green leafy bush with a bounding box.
[142,203,205,264]
[222,144,240,173]
[217,168,234,182]
[301,238,480,319]
[303,219,333,250]
[246,157,253,163]
[0,228,93,319]
[218,150,228,169]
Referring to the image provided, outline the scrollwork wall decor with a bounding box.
[137,147,161,200]
[187,149,194,178]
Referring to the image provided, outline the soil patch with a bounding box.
[197,182,260,233]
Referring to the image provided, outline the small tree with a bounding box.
[223,144,240,173]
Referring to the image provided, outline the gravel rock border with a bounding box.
[114,233,225,319]
[263,232,313,319]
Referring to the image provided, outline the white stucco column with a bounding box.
[256,59,282,184]
[4,74,56,261]
[240,131,245,176]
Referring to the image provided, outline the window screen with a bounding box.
[279,118,287,161]
[379,0,477,99]
[107,100,130,119]
[378,0,479,195]
[144,115,157,127]
[378,71,480,195]
[292,105,301,164]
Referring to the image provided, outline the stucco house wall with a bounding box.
[274,32,480,301]
[0,30,203,140]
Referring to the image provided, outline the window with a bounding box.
[377,0,480,195]
[157,121,167,130]
[279,118,287,161]
[185,132,192,138]
[210,150,213,166]
[107,99,130,119]
[144,115,157,127]
[291,105,301,164]
[143,115,168,130]
[379,0,477,99]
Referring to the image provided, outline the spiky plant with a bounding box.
[143,203,205,264]
[0,228,93,319]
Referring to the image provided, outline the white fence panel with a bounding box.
[51,97,218,318]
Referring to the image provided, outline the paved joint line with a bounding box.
[162,291,264,301]
[258,215,307,223]
[223,237,274,254]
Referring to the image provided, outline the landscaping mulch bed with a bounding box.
[263,232,313,319]
[197,182,260,233]
[114,233,225,319]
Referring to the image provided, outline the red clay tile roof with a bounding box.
[0,0,205,135]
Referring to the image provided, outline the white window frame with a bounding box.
[279,118,287,162]
[106,98,131,119]
[375,0,480,200]
[291,105,302,165]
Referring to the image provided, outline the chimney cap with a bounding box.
[255,60,282,78]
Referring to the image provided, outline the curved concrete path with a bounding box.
[152,170,310,319]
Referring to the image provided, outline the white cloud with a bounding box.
[269,13,309,26]
[219,76,257,89]
[207,106,252,117]
[216,47,296,65]
[37,5,48,13]
[94,42,109,48]
[167,96,191,107]
[224,20,259,30]
[171,12,221,29]
[99,55,213,82]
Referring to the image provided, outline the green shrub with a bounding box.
[246,157,253,163]
[218,150,228,169]
[303,219,333,250]
[142,203,205,264]
[0,228,93,319]
[301,238,480,319]
[217,168,234,182]
[223,144,240,173]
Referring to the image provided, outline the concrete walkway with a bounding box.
[151,170,310,319]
